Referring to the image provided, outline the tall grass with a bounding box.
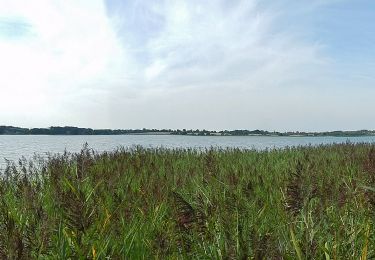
[0,143,374,259]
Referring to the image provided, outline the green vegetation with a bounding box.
[0,143,374,258]
[1,125,375,136]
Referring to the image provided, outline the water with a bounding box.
[1,135,375,168]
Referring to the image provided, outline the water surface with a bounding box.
[1,135,375,168]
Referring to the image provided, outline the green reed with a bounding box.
[0,143,374,259]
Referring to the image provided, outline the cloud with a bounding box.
[0,0,129,126]
[103,0,333,129]
[0,0,373,130]
[107,0,330,92]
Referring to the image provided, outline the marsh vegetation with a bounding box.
[0,143,374,258]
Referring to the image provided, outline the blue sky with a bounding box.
[0,0,374,131]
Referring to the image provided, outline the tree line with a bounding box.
[0,125,374,137]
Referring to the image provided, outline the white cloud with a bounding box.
[109,0,330,92]
[0,0,127,127]
[145,60,167,80]
[0,0,373,130]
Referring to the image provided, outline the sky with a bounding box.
[0,0,374,131]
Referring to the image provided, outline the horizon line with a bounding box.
[1,125,374,134]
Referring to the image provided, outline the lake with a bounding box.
[1,135,375,168]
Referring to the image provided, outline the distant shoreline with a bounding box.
[1,126,375,137]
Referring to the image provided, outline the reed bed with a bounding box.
[0,143,374,259]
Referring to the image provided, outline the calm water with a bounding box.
[1,135,375,168]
